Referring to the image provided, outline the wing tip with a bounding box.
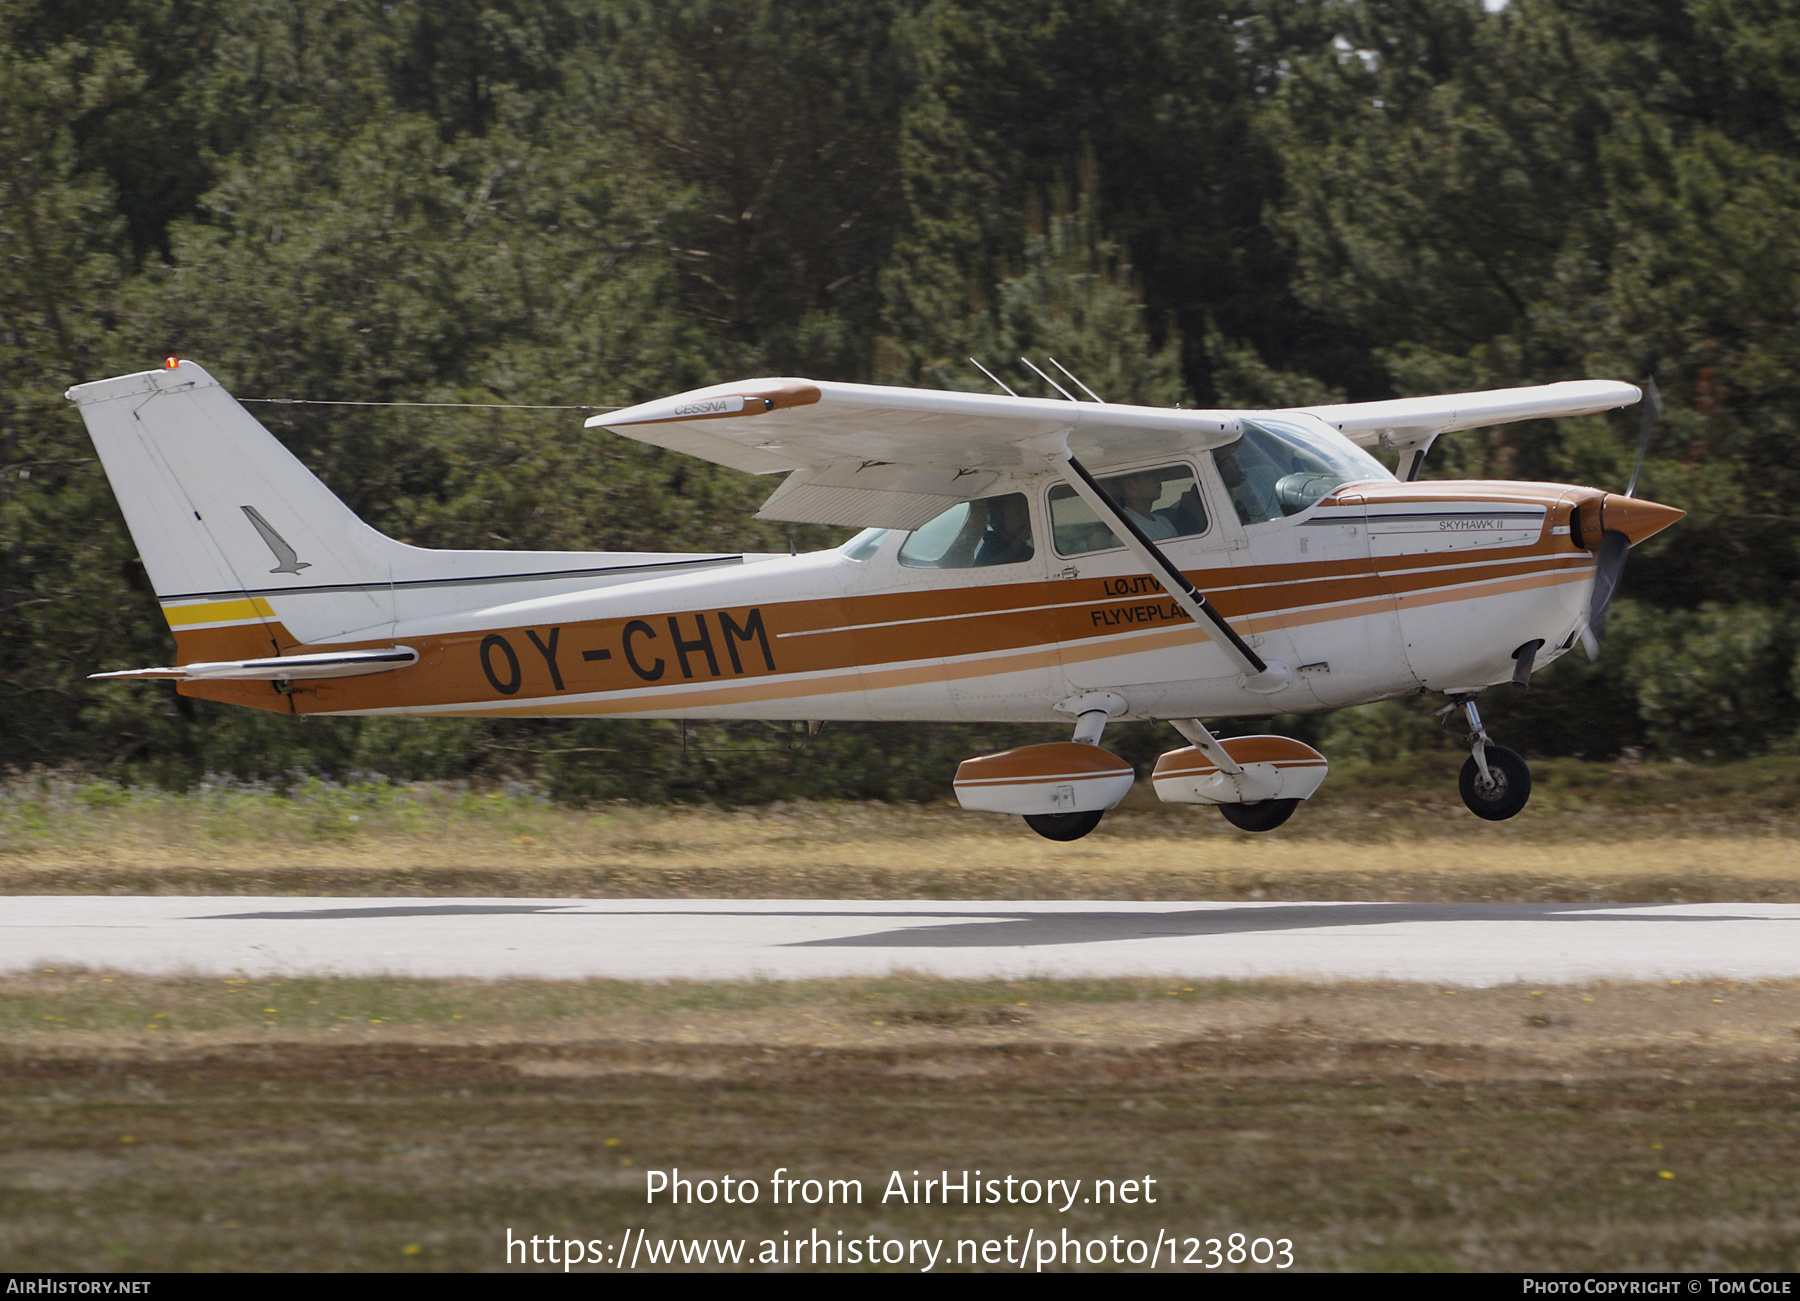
[589,380,821,430]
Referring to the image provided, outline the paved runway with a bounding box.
[5,897,1800,984]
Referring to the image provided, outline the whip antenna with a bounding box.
[968,358,1018,397]
[1048,357,1105,403]
[1020,356,1078,403]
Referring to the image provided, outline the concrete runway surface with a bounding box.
[5,897,1800,984]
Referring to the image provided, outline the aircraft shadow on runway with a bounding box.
[192,902,1782,949]
[782,903,1775,949]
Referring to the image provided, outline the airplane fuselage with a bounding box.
[69,360,1688,830]
[165,475,1609,724]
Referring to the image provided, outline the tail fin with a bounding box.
[67,362,744,656]
[67,362,408,646]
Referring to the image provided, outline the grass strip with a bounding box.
[3,758,1798,900]
[5,972,1798,1272]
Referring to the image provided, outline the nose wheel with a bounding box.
[1440,695,1532,821]
[1458,745,1531,820]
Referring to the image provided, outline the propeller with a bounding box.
[1581,375,1661,659]
[1623,374,1662,501]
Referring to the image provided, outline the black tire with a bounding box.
[1459,745,1531,821]
[1023,809,1105,842]
[1217,798,1299,833]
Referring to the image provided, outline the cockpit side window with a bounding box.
[1047,464,1207,557]
[897,492,1037,569]
[1212,416,1392,526]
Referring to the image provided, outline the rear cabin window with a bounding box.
[1048,464,1207,556]
[898,493,1036,569]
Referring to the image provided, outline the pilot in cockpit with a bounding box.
[971,493,1036,566]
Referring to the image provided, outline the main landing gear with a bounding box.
[1024,809,1106,841]
[1021,697,1122,842]
[947,693,1133,843]
[1217,798,1300,833]
[1439,695,1532,821]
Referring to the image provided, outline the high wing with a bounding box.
[1294,379,1642,453]
[589,380,1241,529]
[590,376,1643,530]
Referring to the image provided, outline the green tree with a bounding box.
[1269,0,1800,757]
[0,6,164,771]
[605,0,911,379]
[885,0,1344,400]
[886,168,1186,408]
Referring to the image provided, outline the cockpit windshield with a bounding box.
[1212,414,1393,526]
[840,527,889,560]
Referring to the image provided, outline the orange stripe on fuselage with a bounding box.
[223,518,1593,718]
[363,621,1211,719]
[305,563,1584,720]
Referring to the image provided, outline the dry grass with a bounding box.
[4,971,1799,1271]
[4,759,1800,900]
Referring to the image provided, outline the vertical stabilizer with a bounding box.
[67,362,752,655]
[67,362,399,643]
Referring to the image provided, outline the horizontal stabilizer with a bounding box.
[91,647,419,682]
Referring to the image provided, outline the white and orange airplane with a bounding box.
[67,359,1681,838]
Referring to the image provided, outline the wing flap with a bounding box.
[753,462,1004,529]
[755,483,961,529]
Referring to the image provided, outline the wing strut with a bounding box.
[1398,435,1437,482]
[1170,717,1246,775]
[1048,453,1289,692]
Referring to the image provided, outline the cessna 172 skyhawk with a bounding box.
[68,360,1682,838]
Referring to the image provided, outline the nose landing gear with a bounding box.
[1438,695,1532,821]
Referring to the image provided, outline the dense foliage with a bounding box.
[3,0,1797,800]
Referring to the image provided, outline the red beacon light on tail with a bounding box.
[163,356,180,370]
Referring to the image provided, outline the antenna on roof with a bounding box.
[1048,357,1105,403]
[1019,356,1077,403]
[968,357,1018,397]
